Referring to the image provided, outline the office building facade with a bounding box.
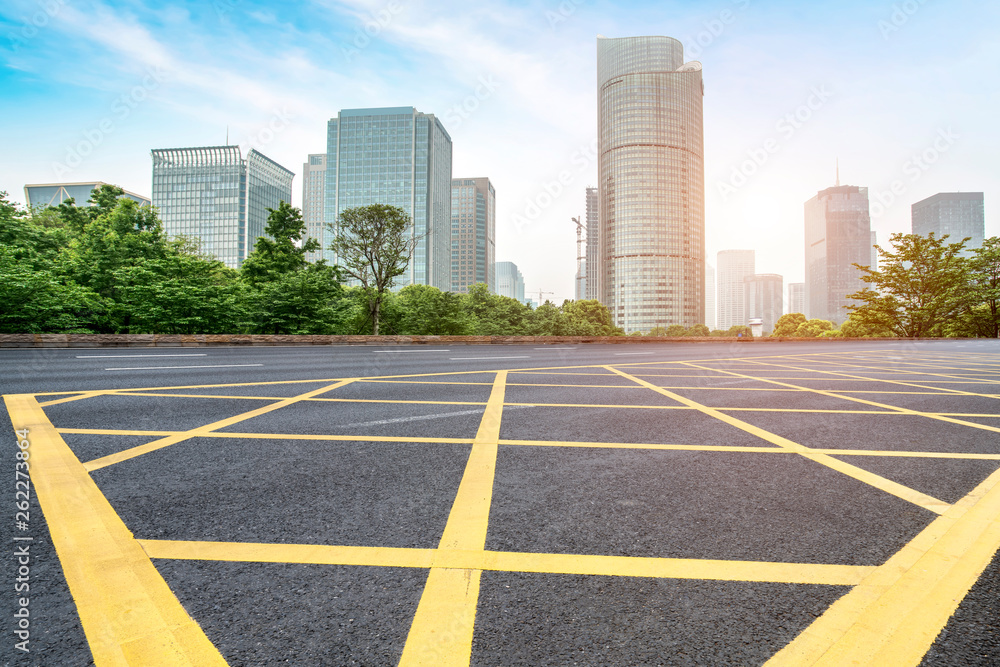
[496,261,525,303]
[911,192,985,256]
[804,184,872,325]
[584,186,600,301]
[326,107,452,290]
[151,145,294,268]
[597,35,705,333]
[716,249,755,330]
[302,154,327,263]
[744,273,783,335]
[451,177,496,293]
[25,182,150,209]
[787,282,805,315]
[705,264,716,330]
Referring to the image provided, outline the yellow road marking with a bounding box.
[3,395,226,666]
[139,540,871,586]
[607,367,952,515]
[37,390,112,407]
[83,379,357,471]
[766,463,1000,666]
[399,370,508,667]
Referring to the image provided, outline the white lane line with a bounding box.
[104,364,263,371]
[615,352,656,356]
[78,354,208,358]
[374,349,450,352]
[449,356,532,361]
[338,405,533,428]
[533,347,577,350]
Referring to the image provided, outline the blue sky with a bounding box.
[2,0,998,305]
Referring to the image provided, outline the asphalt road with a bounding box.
[2,339,999,666]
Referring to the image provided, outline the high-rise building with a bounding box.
[705,264,716,330]
[451,177,496,293]
[584,186,600,301]
[575,257,587,301]
[787,282,805,315]
[716,250,755,330]
[326,106,452,290]
[25,182,150,209]
[496,261,525,303]
[302,154,326,263]
[870,231,878,271]
[597,35,705,333]
[151,145,294,268]
[744,273,783,335]
[911,192,985,256]
[804,184,872,325]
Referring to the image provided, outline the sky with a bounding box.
[1,0,998,306]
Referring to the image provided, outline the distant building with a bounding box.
[911,192,985,256]
[787,282,805,315]
[744,274,783,335]
[302,154,326,263]
[496,261,525,303]
[584,186,600,301]
[870,231,878,271]
[575,257,587,301]
[151,145,294,268]
[705,264,716,329]
[716,250,755,330]
[451,177,496,293]
[597,35,704,332]
[24,182,150,209]
[326,106,452,289]
[804,184,871,325]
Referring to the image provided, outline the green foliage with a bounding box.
[948,237,1000,338]
[331,204,414,335]
[0,245,102,333]
[396,285,475,335]
[686,323,710,337]
[847,232,969,337]
[463,283,532,335]
[771,313,806,337]
[726,324,752,337]
[793,319,834,337]
[241,202,319,284]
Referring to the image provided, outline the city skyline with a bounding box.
[1,1,997,304]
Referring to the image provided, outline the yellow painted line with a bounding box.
[499,439,785,453]
[95,390,490,408]
[3,395,226,666]
[766,462,1000,666]
[83,379,357,471]
[138,540,872,586]
[607,367,952,515]
[140,539,437,568]
[814,449,1000,461]
[37,390,111,407]
[399,370,508,667]
[59,427,179,437]
[60,427,476,445]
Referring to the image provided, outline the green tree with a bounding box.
[686,323,710,337]
[396,285,475,335]
[330,204,415,335]
[771,313,806,337]
[725,324,752,337]
[793,319,834,337]
[462,283,531,335]
[0,244,101,333]
[241,202,319,283]
[559,299,622,336]
[951,237,1000,338]
[663,324,689,337]
[847,232,969,337]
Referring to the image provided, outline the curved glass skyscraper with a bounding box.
[597,36,705,333]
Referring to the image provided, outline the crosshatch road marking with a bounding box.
[3,395,227,666]
[8,348,1000,666]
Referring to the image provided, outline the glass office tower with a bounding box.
[597,35,705,333]
[302,154,327,263]
[495,261,525,303]
[716,249,755,330]
[451,177,496,293]
[804,185,872,325]
[912,192,985,257]
[151,145,294,268]
[24,182,150,209]
[325,107,452,290]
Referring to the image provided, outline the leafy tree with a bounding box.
[725,324,752,337]
[330,204,415,335]
[463,283,531,335]
[793,319,834,337]
[241,201,319,283]
[663,324,689,337]
[561,299,622,336]
[0,245,101,333]
[847,232,969,337]
[396,284,475,335]
[686,323,710,337]
[771,313,806,337]
[951,237,1000,338]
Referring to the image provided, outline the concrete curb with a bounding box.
[0,334,936,348]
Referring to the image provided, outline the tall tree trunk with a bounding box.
[372,296,380,336]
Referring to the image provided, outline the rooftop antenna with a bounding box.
[835,158,840,187]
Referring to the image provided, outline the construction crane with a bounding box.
[573,216,585,298]
[532,289,554,306]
